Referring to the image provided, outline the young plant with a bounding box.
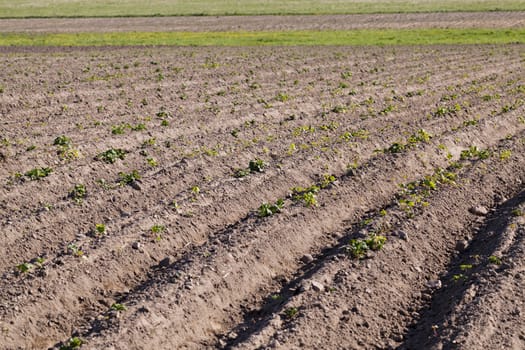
[96,148,126,164]
[460,146,491,160]
[16,262,33,273]
[95,223,106,236]
[258,199,284,217]
[69,184,87,204]
[53,135,72,147]
[119,170,141,186]
[284,307,299,319]
[346,234,387,259]
[191,185,200,195]
[25,167,52,180]
[347,239,369,259]
[151,224,165,241]
[111,125,127,135]
[249,159,266,173]
[59,337,83,350]
[320,174,336,189]
[488,255,502,265]
[291,185,320,207]
[110,303,127,311]
[146,157,158,167]
[385,142,405,154]
[302,191,318,207]
[67,244,84,257]
[499,149,512,161]
[234,168,250,178]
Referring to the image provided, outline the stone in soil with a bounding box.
[301,254,314,264]
[469,205,489,216]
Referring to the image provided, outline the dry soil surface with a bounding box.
[0,43,524,350]
[0,12,524,33]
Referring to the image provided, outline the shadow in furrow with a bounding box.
[399,188,525,350]
[220,208,387,349]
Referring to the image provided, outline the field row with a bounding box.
[0,45,524,349]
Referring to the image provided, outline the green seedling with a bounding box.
[151,225,164,234]
[53,135,71,147]
[460,264,473,271]
[151,224,164,241]
[366,234,387,251]
[276,92,290,102]
[460,146,491,160]
[258,198,285,217]
[95,223,106,235]
[119,170,141,186]
[34,257,45,267]
[191,185,200,195]
[332,105,347,113]
[59,337,83,350]
[291,185,319,207]
[249,159,266,173]
[347,239,369,259]
[58,147,80,161]
[386,142,405,154]
[16,262,33,273]
[463,119,478,126]
[488,255,502,265]
[69,184,87,204]
[452,274,467,282]
[347,234,387,259]
[67,244,83,257]
[234,168,250,178]
[156,110,170,118]
[407,129,432,144]
[25,167,52,180]
[320,174,336,189]
[146,157,158,167]
[499,149,512,161]
[284,307,299,319]
[96,148,126,164]
[302,191,318,207]
[111,125,127,135]
[110,303,127,311]
[131,123,146,131]
[142,137,156,148]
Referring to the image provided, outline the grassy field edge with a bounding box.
[0,0,524,18]
[0,29,524,47]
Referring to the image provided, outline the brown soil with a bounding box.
[0,12,524,33]
[0,44,524,350]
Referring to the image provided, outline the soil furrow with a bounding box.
[228,131,525,350]
[0,44,523,350]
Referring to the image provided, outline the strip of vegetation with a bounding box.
[1,0,523,18]
[1,29,524,47]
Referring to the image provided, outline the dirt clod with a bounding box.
[300,254,314,264]
[469,205,489,216]
[311,280,325,292]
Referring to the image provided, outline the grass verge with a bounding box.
[0,0,524,18]
[0,29,523,46]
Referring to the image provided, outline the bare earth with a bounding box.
[0,11,524,33]
[1,11,525,350]
[1,43,524,350]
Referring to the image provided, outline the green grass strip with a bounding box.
[0,0,524,18]
[1,29,524,47]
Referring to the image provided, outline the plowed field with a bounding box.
[1,44,524,349]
